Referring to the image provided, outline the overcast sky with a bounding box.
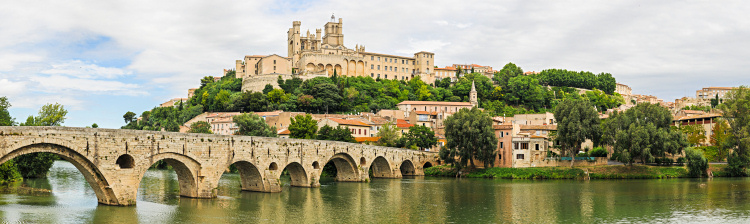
[1,0,749,128]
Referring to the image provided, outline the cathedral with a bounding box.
[237,15,437,92]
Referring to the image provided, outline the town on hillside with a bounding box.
[140,16,735,169]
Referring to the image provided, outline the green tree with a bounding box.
[441,107,497,169]
[214,90,232,111]
[289,114,317,139]
[1,96,16,126]
[123,111,136,124]
[262,84,274,94]
[200,76,214,87]
[505,75,546,110]
[0,160,22,184]
[188,121,213,134]
[710,119,732,161]
[376,122,399,147]
[33,103,67,126]
[406,125,437,150]
[681,124,707,146]
[603,103,688,165]
[267,89,288,104]
[15,103,68,178]
[686,147,709,177]
[233,91,268,112]
[91,123,98,128]
[233,113,277,137]
[494,62,523,86]
[719,86,750,176]
[316,125,334,140]
[555,98,600,167]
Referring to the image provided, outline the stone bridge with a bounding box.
[0,127,439,206]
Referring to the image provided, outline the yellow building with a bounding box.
[237,16,437,92]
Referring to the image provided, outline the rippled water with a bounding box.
[2,161,750,223]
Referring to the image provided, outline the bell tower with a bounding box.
[470,81,478,107]
[323,14,344,46]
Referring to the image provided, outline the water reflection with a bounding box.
[2,161,750,223]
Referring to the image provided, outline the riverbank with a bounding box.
[425,164,731,179]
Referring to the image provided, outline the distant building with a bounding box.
[696,87,736,100]
[434,66,458,82]
[673,113,723,146]
[615,83,632,96]
[159,98,188,108]
[318,118,373,138]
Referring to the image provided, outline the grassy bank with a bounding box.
[425,164,732,179]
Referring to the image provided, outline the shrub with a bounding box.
[662,158,674,166]
[676,157,686,166]
[726,155,750,177]
[686,148,708,177]
[589,147,608,157]
[698,146,720,162]
[577,152,589,157]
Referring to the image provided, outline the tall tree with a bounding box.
[441,107,497,169]
[123,111,136,124]
[554,98,600,167]
[505,75,546,110]
[0,96,15,126]
[289,114,317,139]
[710,118,732,161]
[603,103,688,165]
[233,113,277,137]
[376,122,399,147]
[719,86,750,175]
[406,125,437,150]
[493,62,524,86]
[681,124,707,146]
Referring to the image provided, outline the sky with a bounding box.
[1,0,749,128]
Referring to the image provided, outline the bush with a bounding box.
[686,148,708,177]
[698,146,720,162]
[676,157,686,166]
[0,160,22,184]
[589,147,608,157]
[577,152,589,157]
[726,155,750,177]
[662,158,673,166]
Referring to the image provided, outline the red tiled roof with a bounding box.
[674,113,722,121]
[327,118,370,126]
[493,125,512,130]
[397,123,414,128]
[277,129,290,135]
[397,101,473,106]
[414,111,438,115]
[519,124,557,130]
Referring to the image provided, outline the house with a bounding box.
[318,118,373,138]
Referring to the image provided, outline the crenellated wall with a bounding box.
[0,126,438,206]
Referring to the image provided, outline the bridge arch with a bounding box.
[370,156,394,178]
[228,160,265,192]
[422,161,434,169]
[324,153,360,181]
[137,152,201,198]
[0,143,119,205]
[400,160,416,176]
[281,162,309,187]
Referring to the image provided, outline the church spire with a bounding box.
[470,81,478,107]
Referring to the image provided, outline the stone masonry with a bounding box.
[0,126,439,206]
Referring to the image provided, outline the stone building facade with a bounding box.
[238,16,436,93]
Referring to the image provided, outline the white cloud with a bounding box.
[0,79,27,96]
[41,60,131,79]
[30,75,146,96]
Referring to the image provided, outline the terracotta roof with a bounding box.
[414,111,438,115]
[519,124,557,130]
[253,111,283,116]
[397,101,473,106]
[703,87,735,90]
[681,110,706,114]
[355,137,381,142]
[674,113,722,121]
[277,129,290,135]
[493,125,512,130]
[435,66,457,71]
[327,118,370,126]
[396,119,413,128]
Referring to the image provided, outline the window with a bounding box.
[535,144,539,150]
[378,57,380,61]
[359,129,361,135]
[371,56,374,60]
[371,73,374,77]
[385,75,388,79]
[371,65,374,69]
[521,143,529,150]
[274,60,276,64]
[516,154,525,160]
[500,142,504,148]
[377,65,380,70]
[500,132,504,138]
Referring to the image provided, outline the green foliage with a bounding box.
[0,160,22,184]
[682,105,712,112]
[681,124,707,146]
[493,62,523,86]
[589,147,608,157]
[685,148,708,177]
[0,96,16,126]
[233,113,277,137]
[406,125,437,150]
[554,98,600,165]
[535,69,617,94]
[676,157,686,166]
[376,122,399,147]
[719,86,750,176]
[710,119,731,161]
[603,103,688,165]
[583,89,624,112]
[262,84,274,94]
[21,103,67,126]
[316,125,355,143]
[91,123,98,128]
[289,114,317,139]
[505,76,546,110]
[188,121,212,134]
[442,107,497,169]
[15,153,57,178]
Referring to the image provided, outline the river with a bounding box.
[1,161,750,223]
